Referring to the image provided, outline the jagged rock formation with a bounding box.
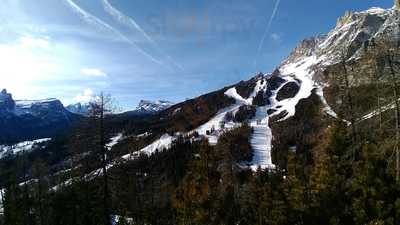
[336,11,355,28]
[282,35,326,65]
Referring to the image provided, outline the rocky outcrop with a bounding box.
[282,35,326,64]
[0,89,15,111]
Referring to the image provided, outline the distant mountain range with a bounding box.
[0,89,79,144]
[0,88,174,143]
[66,100,174,116]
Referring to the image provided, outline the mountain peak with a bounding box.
[136,100,174,113]
[66,102,91,116]
[336,10,355,28]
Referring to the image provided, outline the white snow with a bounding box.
[363,7,387,15]
[0,188,4,215]
[318,21,357,50]
[0,138,51,159]
[111,215,133,225]
[51,134,177,191]
[106,133,123,150]
[200,77,276,170]
[194,80,269,145]
[136,132,151,138]
[194,103,242,145]
[315,87,338,118]
[122,134,176,160]
[224,88,251,105]
[136,100,174,113]
[270,56,320,120]
[15,99,59,108]
[358,99,400,122]
[248,107,275,170]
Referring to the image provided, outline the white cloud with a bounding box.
[19,36,50,50]
[270,33,281,42]
[73,88,94,103]
[80,68,107,77]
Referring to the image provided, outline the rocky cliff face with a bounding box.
[0,89,15,111]
[282,35,326,65]
[278,6,400,90]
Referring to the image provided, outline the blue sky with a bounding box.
[0,0,394,109]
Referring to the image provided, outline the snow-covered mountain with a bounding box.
[66,100,174,116]
[135,100,174,114]
[66,102,91,116]
[102,5,400,171]
[0,89,80,144]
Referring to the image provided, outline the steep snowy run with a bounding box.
[122,134,176,160]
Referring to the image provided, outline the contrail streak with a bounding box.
[101,0,184,71]
[64,0,165,67]
[255,0,281,70]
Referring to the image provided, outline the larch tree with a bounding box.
[89,92,117,225]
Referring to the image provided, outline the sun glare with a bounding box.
[0,37,58,98]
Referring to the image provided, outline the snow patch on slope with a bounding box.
[0,138,51,159]
[315,87,338,118]
[106,133,123,150]
[194,103,242,145]
[122,134,176,160]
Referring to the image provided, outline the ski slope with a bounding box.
[249,107,275,170]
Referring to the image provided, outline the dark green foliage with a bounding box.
[235,78,258,99]
[216,124,253,162]
[233,105,256,123]
[252,90,270,106]
[276,81,300,101]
